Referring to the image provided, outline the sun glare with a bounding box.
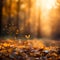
[36,0,56,9]
[35,0,57,37]
[42,0,56,9]
[35,0,41,8]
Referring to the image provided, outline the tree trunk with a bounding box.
[0,0,3,36]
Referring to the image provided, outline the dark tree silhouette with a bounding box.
[15,0,20,38]
[51,5,60,39]
[0,0,3,36]
[6,0,12,35]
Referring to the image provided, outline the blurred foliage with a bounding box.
[2,0,31,37]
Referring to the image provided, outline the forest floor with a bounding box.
[0,38,60,60]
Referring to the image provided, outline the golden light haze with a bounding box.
[29,0,60,38]
[2,0,60,38]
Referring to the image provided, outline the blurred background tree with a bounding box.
[1,0,31,38]
[0,0,3,37]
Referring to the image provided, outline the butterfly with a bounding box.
[25,35,30,39]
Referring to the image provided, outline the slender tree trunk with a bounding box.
[15,0,20,38]
[7,0,12,35]
[0,0,3,36]
[37,8,41,38]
